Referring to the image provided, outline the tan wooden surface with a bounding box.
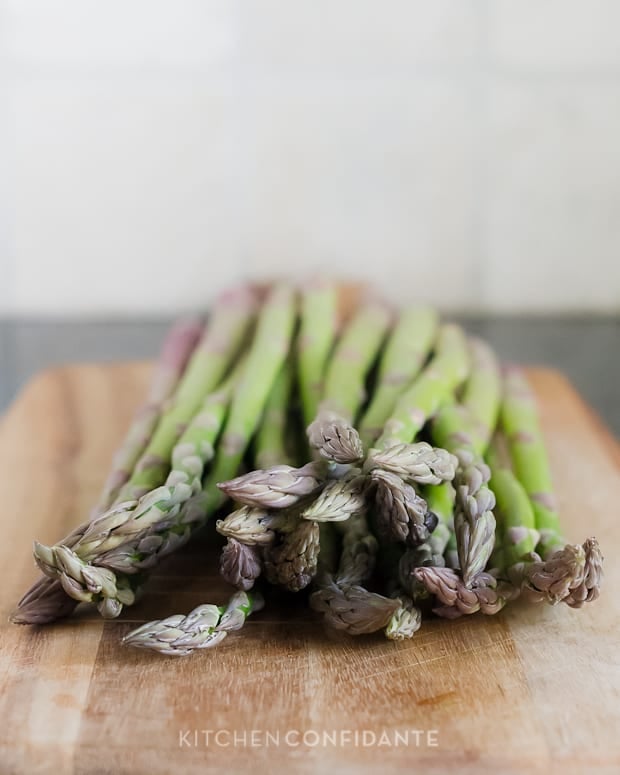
[0,363,618,775]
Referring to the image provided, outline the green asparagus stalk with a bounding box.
[488,442,602,609]
[307,300,392,464]
[318,300,392,423]
[413,338,499,571]
[118,285,258,501]
[11,317,204,625]
[297,279,339,428]
[374,324,470,450]
[123,590,264,657]
[459,337,502,449]
[254,361,295,469]
[422,482,454,557]
[487,454,539,571]
[500,367,563,557]
[43,285,296,616]
[33,359,245,617]
[424,339,501,590]
[430,407,496,587]
[358,306,438,448]
[202,284,298,516]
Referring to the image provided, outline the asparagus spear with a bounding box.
[301,473,367,523]
[11,317,204,625]
[123,590,264,657]
[422,341,500,591]
[310,513,400,635]
[201,284,298,516]
[430,407,496,587]
[413,567,508,619]
[421,482,454,558]
[371,469,437,546]
[220,539,263,591]
[297,279,339,428]
[33,360,245,616]
[263,520,321,592]
[95,317,205,514]
[459,337,502,449]
[562,537,603,608]
[487,445,540,571]
[500,367,563,557]
[374,323,470,450]
[416,337,501,568]
[488,426,603,608]
[254,361,295,470]
[217,463,325,510]
[358,306,438,448]
[118,286,258,501]
[216,507,294,546]
[365,441,457,485]
[307,300,392,463]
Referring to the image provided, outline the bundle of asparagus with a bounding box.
[12,280,603,658]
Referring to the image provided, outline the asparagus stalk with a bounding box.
[95,317,205,514]
[117,286,258,501]
[487,451,540,571]
[413,338,500,571]
[430,407,496,587]
[358,306,438,448]
[11,317,204,625]
[500,367,563,557]
[307,300,392,463]
[33,360,245,617]
[421,482,454,558]
[297,279,339,428]
[254,361,295,469]
[374,323,470,450]
[201,284,298,516]
[459,337,502,449]
[422,341,500,591]
[123,590,264,657]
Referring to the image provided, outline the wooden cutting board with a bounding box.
[0,363,618,775]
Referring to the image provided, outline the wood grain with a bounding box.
[0,363,619,774]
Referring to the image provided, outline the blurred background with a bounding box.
[1,0,619,316]
[0,1,619,431]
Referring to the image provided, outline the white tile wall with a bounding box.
[1,0,619,315]
[483,80,620,312]
[489,0,620,72]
